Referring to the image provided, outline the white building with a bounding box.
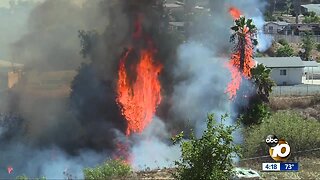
[301,4,320,16]
[263,21,289,34]
[256,57,306,86]
[303,61,320,79]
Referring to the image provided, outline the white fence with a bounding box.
[271,34,320,43]
[271,84,320,96]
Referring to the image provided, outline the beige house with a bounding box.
[0,60,23,90]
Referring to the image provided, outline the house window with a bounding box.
[280,69,287,76]
[268,26,273,32]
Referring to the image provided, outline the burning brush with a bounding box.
[226,7,258,100]
[115,13,163,162]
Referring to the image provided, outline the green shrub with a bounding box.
[172,114,241,180]
[278,39,288,46]
[16,176,46,180]
[316,43,320,52]
[241,102,271,126]
[254,51,264,57]
[302,11,320,23]
[276,44,294,57]
[16,176,28,180]
[264,12,277,21]
[239,64,274,126]
[242,111,320,158]
[83,159,132,179]
[277,16,284,21]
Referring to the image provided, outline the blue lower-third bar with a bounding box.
[280,162,299,171]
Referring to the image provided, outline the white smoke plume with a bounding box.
[130,117,180,170]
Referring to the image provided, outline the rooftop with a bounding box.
[265,21,289,26]
[0,60,23,68]
[301,4,320,15]
[164,3,182,8]
[303,61,319,67]
[255,57,305,68]
[169,21,184,27]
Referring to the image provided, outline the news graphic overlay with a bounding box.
[265,134,290,161]
[262,135,299,172]
[262,162,299,171]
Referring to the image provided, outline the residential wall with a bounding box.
[270,67,304,85]
[8,71,21,88]
[272,34,320,43]
[264,23,285,34]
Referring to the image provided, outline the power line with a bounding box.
[240,147,320,161]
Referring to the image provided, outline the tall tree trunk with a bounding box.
[239,36,245,73]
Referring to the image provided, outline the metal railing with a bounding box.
[271,85,320,96]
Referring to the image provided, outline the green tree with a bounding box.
[83,159,132,179]
[276,44,294,57]
[240,64,275,125]
[251,64,275,103]
[301,32,315,61]
[172,114,241,180]
[264,12,277,21]
[230,17,257,73]
[268,0,278,16]
[285,0,293,14]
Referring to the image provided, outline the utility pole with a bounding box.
[293,0,301,24]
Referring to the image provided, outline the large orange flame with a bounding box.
[230,35,255,78]
[226,34,255,99]
[117,47,163,136]
[229,7,242,20]
[226,7,255,100]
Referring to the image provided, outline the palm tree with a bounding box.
[250,64,275,102]
[230,17,257,73]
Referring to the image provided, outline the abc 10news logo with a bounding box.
[265,135,291,161]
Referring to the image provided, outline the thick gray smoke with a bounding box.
[129,42,238,170]
[10,0,107,70]
[0,0,36,59]
[0,142,104,179]
[0,0,271,178]
[130,0,271,169]
[130,117,180,170]
[0,0,112,178]
[170,42,233,136]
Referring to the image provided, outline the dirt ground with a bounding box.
[270,95,320,120]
